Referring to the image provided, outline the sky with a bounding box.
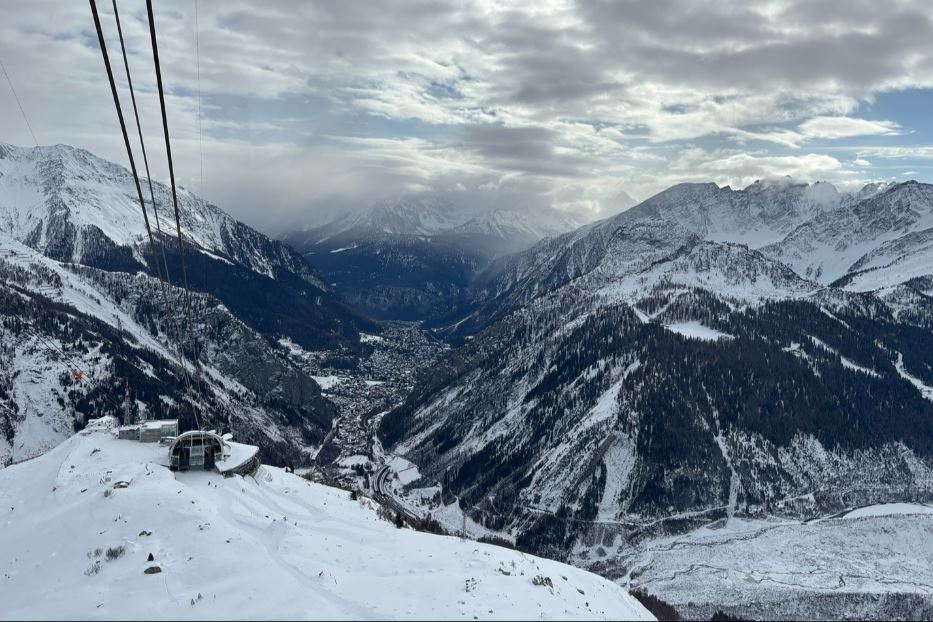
[1,0,933,234]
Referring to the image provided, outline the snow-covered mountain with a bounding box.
[0,142,378,467]
[620,178,845,248]
[0,142,372,352]
[0,232,337,466]
[282,194,588,321]
[609,177,933,293]
[764,181,933,287]
[449,205,586,245]
[450,211,819,340]
[378,176,933,618]
[311,194,469,238]
[451,179,933,338]
[0,428,652,620]
[0,143,325,284]
[294,193,586,243]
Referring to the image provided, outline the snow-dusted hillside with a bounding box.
[0,429,652,621]
[0,232,336,467]
[378,174,933,622]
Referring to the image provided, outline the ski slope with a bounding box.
[0,431,652,620]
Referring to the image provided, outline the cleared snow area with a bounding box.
[0,432,652,620]
[596,436,636,522]
[839,356,881,378]
[387,455,422,487]
[894,352,933,402]
[841,503,933,519]
[664,321,734,342]
[311,375,346,391]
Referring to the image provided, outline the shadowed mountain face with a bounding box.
[281,194,587,321]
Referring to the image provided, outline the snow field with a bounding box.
[0,431,653,620]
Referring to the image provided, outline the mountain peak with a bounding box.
[361,193,464,235]
[0,141,102,165]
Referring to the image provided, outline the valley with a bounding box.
[5,140,933,620]
[280,322,449,477]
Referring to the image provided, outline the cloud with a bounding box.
[798,116,904,140]
[0,0,931,231]
[856,146,933,160]
[654,149,852,191]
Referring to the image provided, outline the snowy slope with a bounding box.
[621,510,933,620]
[0,430,652,621]
[839,227,933,292]
[763,181,933,286]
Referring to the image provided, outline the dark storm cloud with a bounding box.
[460,124,600,177]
